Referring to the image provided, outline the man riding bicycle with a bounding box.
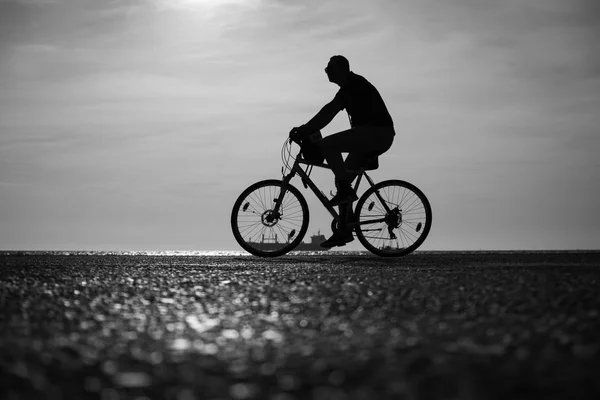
[289,55,395,248]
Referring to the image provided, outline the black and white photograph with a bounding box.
[1,0,599,399]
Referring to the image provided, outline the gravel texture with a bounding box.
[1,251,599,400]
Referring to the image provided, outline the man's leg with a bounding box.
[335,152,362,227]
[319,126,393,181]
[319,127,395,248]
[318,129,367,206]
[343,152,363,186]
[318,126,393,206]
[319,132,362,185]
[319,145,351,185]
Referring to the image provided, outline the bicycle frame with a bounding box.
[273,150,394,229]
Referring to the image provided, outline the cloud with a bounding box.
[1,0,599,249]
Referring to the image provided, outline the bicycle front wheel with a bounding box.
[355,180,432,257]
[231,180,309,257]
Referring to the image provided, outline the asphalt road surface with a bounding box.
[1,252,599,400]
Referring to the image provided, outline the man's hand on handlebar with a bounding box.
[289,125,311,144]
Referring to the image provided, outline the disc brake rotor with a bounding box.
[261,210,280,227]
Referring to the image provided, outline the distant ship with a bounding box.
[249,231,329,251]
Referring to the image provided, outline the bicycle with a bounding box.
[231,138,432,257]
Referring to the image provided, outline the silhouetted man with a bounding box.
[290,55,395,248]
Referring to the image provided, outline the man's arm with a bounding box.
[300,95,344,133]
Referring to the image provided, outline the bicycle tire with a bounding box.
[231,180,310,257]
[354,180,432,257]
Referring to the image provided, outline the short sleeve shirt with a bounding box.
[333,72,394,128]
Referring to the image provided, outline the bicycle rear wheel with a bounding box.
[354,180,432,257]
[231,180,309,257]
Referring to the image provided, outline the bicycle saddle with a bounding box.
[361,152,380,171]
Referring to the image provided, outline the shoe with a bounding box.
[320,230,354,248]
[328,186,358,206]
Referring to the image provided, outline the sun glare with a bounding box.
[157,0,252,11]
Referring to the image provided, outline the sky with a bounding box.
[1,0,599,251]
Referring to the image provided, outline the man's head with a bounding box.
[325,55,350,86]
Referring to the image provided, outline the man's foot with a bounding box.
[320,230,354,248]
[328,186,358,206]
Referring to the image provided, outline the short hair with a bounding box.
[330,55,350,72]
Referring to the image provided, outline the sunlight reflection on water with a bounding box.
[0,250,368,256]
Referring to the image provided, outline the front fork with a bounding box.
[271,169,296,216]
